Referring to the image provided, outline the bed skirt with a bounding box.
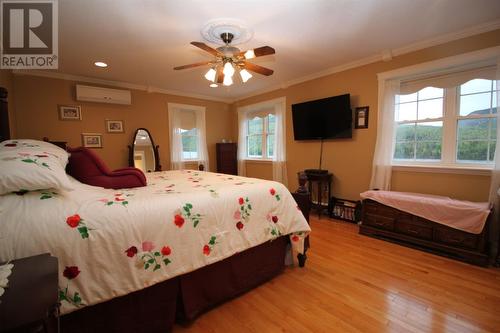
[60,236,288,333]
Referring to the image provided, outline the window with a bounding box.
[168,103,209,170]
[181,128,198,160]
[393,78,498,167]
[395,87,444,161]
[246,114,275,159]
[457,79,497,163]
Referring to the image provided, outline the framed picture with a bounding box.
[355,106,369,129]
[106,120,124,133]
[59,105,82,121]
[82,133,103,148]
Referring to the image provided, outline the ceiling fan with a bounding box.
[174,32,275,87]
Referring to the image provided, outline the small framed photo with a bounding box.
[82,133,102,148]
[106,120,124,133]
[355,106,369,129]
[59,105,82,121]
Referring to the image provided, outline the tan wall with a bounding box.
[0,70,16,138]
[233,29,500,202]
[11,75,234,171]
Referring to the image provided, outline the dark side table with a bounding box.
[305,172,333,218]
[0,254,59,333]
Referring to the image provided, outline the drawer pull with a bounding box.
[449,237,462,242]
[407,228,419,235]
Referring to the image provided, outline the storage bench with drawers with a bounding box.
[359,199,491,266]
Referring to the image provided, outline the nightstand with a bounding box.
[0,254,59,333]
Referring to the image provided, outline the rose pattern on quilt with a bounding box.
[203,236,218,255]
[66,214,92,239]
[269,188,281,201]
[98,193,133,206]
[266,213,282,237]
[59,266,85,306]
[2,152,51,169]
[234,197,252,230]
[173,203,203,228]
[188,176,203,183]
[2,140,39,148]
[13,189,29,195]
[195,184,219,198]
[291,231,306,242]
[125,241,172,271]
[39,190,58,200]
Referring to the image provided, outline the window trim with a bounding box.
[376,46,500,173]
[393,83,497,168]
[245,113,275,160]
[167,103,206,164]
[245,112,276,161]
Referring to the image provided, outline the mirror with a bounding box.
[128,128,161,172]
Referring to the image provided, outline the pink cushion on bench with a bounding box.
[67,147,146,189]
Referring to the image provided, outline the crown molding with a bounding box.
[11,70,232,103]
[232,19,500,103]
[11,19,500,105]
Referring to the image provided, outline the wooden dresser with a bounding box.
[216,143,237,175]
[360,199,491,266]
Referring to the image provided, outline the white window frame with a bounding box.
[246,114,275,160]
[167,103,206,163]
[377,45,500,175]
[393,82,497,171]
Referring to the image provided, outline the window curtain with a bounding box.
[272,99,288,186]
[195,108,210,171]
[369,79,400,190]
[488,58,500,264]
[237,109,248,177]
[168,107,185,170]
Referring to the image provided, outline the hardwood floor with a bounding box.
[173,216,500,333]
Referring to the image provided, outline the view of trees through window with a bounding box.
[181,128,198,159]
[394,79,497,164]
[247,114,275,159]
[457,79,497,162]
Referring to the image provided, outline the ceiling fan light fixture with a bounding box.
[223,75,233,86]
[244,49,255,59]
[204,68,217,82]
[223,62,235,78]
[239,69,252,83]
[209,83,218,88]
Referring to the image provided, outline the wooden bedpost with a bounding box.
[292,171,311,267]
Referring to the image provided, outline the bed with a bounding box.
[0,139,311,332]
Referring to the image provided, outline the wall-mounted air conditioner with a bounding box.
[76,85,131,105]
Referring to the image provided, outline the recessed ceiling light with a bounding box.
[94,61,108,68]
[209,83,218,88]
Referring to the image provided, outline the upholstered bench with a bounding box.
[359,190,492,266]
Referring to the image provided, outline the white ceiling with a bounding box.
[55,0,500,102]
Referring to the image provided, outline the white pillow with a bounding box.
[0,139,74,194]
[1,139,69,167]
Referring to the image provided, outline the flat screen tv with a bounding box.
[292,94,352,140]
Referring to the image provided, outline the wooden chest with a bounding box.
[360,199,491,266]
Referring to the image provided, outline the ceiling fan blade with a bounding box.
[173,61,211,70]
[240,46,275,59]
[243,62,274,76]
[190,41,220,56]
[216,66,224,84]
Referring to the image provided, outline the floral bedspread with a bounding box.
[0,170,310,314]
